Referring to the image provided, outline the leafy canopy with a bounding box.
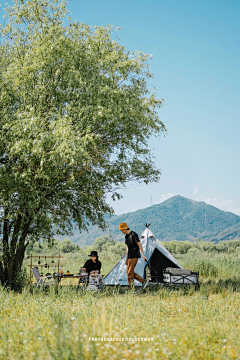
[0,0,166,243]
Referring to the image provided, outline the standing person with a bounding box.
[119,222,147,290]
[82,251,101,275]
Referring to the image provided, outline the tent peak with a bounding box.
[145,223,151,228]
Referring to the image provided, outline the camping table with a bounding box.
[53,274,88,290]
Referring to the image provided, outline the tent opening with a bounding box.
[148,248,180,282]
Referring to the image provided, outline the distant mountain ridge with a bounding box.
[58,196,240,246]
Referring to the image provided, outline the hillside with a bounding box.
[57,196,240,246]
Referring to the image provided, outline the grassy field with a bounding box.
[0,251,240,360]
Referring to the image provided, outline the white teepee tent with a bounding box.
[104,226,183,286]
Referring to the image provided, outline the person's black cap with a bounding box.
[88,250,98,257]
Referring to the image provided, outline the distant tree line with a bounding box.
[26,238,81,255]
[162,239,240,255]
[23,237,240,257]
[25,234,126,257]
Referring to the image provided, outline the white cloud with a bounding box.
[193,185,199,195]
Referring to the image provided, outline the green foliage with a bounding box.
[105,242,126,256]
[59,239,78,253]
[11,266,29,292]
[187,247,200,255]
[26,237,80,255]
[26,238,61,255]
[162,240,194,254]
[93,234,126,257]
[0,0,165,286]
[184,258,218,277]
[94,235,114,252]
[162,239,240,255]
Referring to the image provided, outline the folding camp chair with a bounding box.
[31,267,55,289]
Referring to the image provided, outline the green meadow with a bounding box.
[0,250,240,360]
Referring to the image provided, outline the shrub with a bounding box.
[59,239,77,253]
[184,258,218,277]
[12,267,29,292]
[187,247,200,255]
[235,246,240,253]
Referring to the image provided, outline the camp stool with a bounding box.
[31,267,55,289]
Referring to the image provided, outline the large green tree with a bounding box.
[0,0,166,287]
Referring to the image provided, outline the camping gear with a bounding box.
[163,268,199,286]
[104,225,182,286]
[29,254,62,284]
[88,251,98,257]
[31,267,55,289]
[119,222,129,230]
[88,274,104,291]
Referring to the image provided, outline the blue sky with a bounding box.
[66,0,240,215]
[2,0,240,215]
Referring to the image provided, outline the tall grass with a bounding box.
[0,251,240,359]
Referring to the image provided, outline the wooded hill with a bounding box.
[57,196,240,246]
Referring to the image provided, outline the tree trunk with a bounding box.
[1,208,10,285]
[7,212,23,285]
[0,262,4,285]
[0,209,32,288]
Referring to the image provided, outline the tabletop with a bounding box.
[53,274,88,279]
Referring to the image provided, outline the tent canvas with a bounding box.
[104,226,183,286]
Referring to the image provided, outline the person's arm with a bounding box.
[82,261,88,273]
[137,242,147,262]
[126,246,128,265]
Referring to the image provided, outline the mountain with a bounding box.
[58,196,240,246]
